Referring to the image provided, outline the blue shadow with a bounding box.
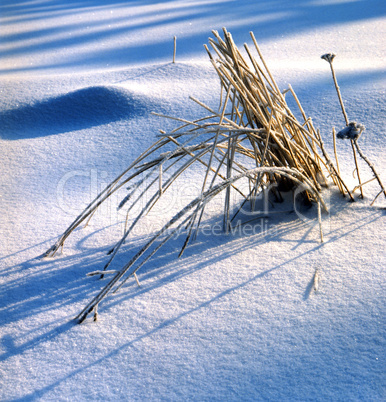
[0,85,157,139]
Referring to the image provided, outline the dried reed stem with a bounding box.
[353,140,386,204]
[313,270,320,292]
[173,36,177,63]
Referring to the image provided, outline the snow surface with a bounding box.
[1,0,385,400]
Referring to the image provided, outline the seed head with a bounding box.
[321,53,336,63]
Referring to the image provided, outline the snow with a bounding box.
[1,0,385,400]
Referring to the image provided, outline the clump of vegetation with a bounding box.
[44,29,384,323]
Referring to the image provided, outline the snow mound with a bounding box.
[0,85,156,139]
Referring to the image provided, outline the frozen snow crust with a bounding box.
[0,1,385,400]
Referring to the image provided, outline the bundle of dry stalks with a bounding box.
[45,28,355,323]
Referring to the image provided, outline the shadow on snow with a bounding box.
[0,191,383,355]
[0,0,384,74]
[0,85,156,139]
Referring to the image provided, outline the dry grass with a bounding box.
[44,29,360,323]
